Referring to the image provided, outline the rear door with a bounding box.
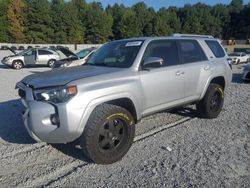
[139,39,185,114]
[37,50,53,65]
[177,39,209,100]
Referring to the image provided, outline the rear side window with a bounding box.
[205,40,225,58]
[178,40,207,63]
[142,40,179,67]
[38,50,53,55]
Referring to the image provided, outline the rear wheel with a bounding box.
[79,104,135,164]
[12,61,23,70]
[196,83,224,119]
[47,59,56,68]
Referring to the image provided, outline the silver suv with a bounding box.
[16,34,232,164]
[2,48,60,69]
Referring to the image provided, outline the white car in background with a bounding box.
[229,52,250,64]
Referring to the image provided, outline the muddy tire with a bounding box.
[12,60,23,70]
[196,83,224,119]
[79,103,135,164]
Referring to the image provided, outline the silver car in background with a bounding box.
[52,47,97,69]
[1,47,61,69]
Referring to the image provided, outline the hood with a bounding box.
[20,65,123,89]
[58,47,78,58]
[52,56,79,69]
[2,54,16,61]
[3,46,17,55]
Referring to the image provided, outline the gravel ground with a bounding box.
[0,63,249,187]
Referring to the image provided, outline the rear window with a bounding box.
[205,40,225,58]
[178,40,207,63]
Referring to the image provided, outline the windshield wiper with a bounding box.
[88,62,109,67]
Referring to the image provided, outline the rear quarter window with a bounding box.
[205,40,225,58]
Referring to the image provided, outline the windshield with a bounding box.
[87,40,144,68]
[76,49,91,59]
[18,49,32,56]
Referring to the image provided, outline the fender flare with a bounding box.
[75,92,140,137]
[200,74,225,99]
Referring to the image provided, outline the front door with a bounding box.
[23,49,37,65]
[139,40,185,115]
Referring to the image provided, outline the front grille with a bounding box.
[246,72,250,79]
[18,89,26,98]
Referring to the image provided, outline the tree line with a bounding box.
[0,0,249,44]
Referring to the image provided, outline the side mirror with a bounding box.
[142,57,164,70]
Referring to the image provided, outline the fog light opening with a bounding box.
[50,114,60,126]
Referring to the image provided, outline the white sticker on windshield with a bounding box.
[125,41,142,47]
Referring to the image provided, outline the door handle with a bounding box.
[204,65,210,70]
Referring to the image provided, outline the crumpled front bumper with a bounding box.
[1,59,11,66]
[16,82,85,143]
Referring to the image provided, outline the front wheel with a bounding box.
[12,61,23,69]
[79,104,135,164]
[196,83,224,119]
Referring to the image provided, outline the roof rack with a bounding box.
[172,33,214,39]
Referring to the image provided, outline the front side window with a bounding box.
[142,40,179,67]
[87,40,143,68]
[18,49,31,56]
[205,40,225,58]
[23,49,36,56]
[179,40,207,63]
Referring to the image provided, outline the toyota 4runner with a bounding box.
[16,34,232,164]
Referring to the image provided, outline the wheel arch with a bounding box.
[47,59,56,64]
[12,59,24,65]
[12,59,25,69]
[201,76,226,99]
[105,98,138,123]
[75,94,140,140]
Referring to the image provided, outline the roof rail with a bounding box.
[172,33,214,39]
